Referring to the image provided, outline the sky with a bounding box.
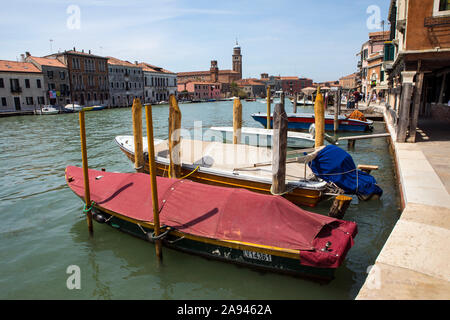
[0,0,390,82]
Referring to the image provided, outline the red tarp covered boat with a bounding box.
[66,166,357,281]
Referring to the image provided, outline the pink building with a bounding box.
[177,81,221,100]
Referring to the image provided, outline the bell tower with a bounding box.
[232,40,242,80]
[210,60,219,82]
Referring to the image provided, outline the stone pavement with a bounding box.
[356,105,450,300]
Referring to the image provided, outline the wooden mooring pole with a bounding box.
[78,110,93,235]
[293,93,298,113]
[271,102,288,195]
[233,97,242,144]
[328,195,353,219]
[168,94,182,178]
[145,104,163,261]
[314,87,325,148]
[333,89,341,133]
[132,98,145,173]
[266,85,271,129]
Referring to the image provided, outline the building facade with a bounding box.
[139,62,177,103]
[47,48,109,107]
[236,78,266,98]
[177,81,221,100]
[385,0,450,142]
[107,57,144,107]
[357,31,390,100]
[25,53,71,106]
[339,73,358,90]
[0,60,45,112]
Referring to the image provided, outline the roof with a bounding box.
[339,73,358,80]
[28,56,66,68]
[63,50,107,59]
[236,78,265,86]
[107,56,139,68]
[0,60,42,73]
[138,62,175,74]
[178,69,239,76]
[280,76,299,80]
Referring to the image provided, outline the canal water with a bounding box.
[0,99,401,299]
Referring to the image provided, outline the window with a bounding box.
[434,0,450,15]
[37,79,41,88]
[0,78,4,88]
[38,96,45,104]
[47,71,54,79]
[26,97,34,105]
[25,79,30,88]
[440,0,450,11]
[1,97,6,106]
[60,71,65,80]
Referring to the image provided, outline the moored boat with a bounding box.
[115,136,329,207]
[35,105,59,115]
[64,104,83,112]
[251,112,373,132]
[65,165,357,281]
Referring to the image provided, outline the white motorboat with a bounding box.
[64,104,83,112]
[35,105,59,115]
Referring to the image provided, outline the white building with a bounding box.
[0,60,46,112]
[138,62,177,103]
[107,56,144,107]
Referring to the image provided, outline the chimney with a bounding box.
[89,49,91,54]
[25,52,31,57]
[135,61,138,65]
[20,54,25,62]
[82,49,84,53]
[73,47,76,51]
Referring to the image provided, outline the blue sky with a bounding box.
[0,0,389,82]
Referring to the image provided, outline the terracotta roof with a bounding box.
[0,60,42,73]
[236,78,265,86]
[138,62,175,74]
[107,56,139,68]
[339,73,358,80]
[178,69,238,76]
[63,50,107,59]
[28,56,66,68]
[280,76,299,80]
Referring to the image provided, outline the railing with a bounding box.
[424,15,450,27]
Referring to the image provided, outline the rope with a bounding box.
[180,166,200,179]
[83,201,96,213]
[137,224,174,241]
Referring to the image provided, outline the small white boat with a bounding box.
[210,126,316,148]
[292,98,314,106]
[64,104,83,112]
[35,105,59,115]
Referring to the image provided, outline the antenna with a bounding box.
[49,39,53,53]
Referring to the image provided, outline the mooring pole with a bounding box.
[271,102,288,195]
[266,85,271,129]
[329,195,353,219]
[132,98,145,173]
[293,93,298,113]
[168,94,182,178]
[79,110,93,235]
[333,90,339,133]
[314,87,325,148]
[233,97,242,144]
[145,104,163,261]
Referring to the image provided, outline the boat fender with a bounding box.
[93,213,107,224]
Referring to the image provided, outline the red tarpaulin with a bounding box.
[66,166,357,268]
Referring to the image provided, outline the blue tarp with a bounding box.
[308,145,383,199]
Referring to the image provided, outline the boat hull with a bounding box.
[252,114,372,132]
[119,147,322,207]
[91,208,335,281]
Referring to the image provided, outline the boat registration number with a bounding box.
[243,250,272,262]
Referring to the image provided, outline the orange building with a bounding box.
[385,0,450,142]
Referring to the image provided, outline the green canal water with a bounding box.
[0,99,401,299]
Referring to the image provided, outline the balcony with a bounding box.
[357,61,362,69]
[11,86,22,94]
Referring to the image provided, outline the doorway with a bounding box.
[14,97,20,111]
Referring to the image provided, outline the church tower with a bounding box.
[232,40,242,80]
[210,60,219,82]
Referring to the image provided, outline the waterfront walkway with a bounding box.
[356,103,450,299]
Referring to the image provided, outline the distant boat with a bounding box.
[251,112,373,132]
[64,104,83,112]
[292,98,314,106]
[245,98,256,102]
[35,105,59,115]
[90,105,105,111]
